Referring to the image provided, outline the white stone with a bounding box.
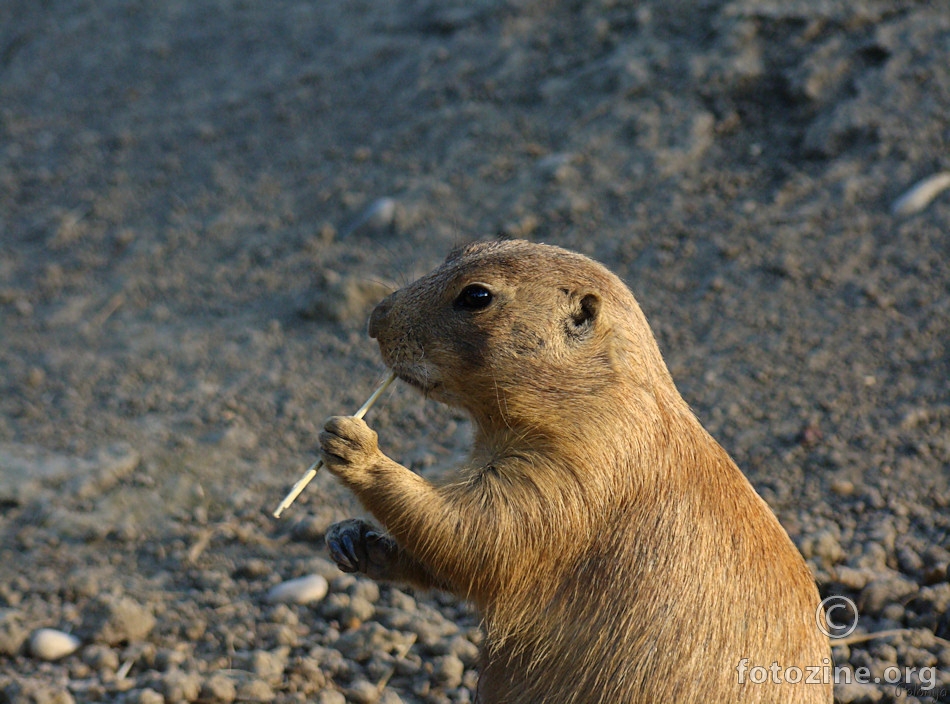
[266,574,329,605]
[29,628,81,660]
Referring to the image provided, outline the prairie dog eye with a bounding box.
[454,284,493,311]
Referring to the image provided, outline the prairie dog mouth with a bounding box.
[392,364,441,393]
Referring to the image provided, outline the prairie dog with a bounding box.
[320,240,832,703]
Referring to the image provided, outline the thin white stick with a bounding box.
[272,372,397,518]
[892,171,950,216]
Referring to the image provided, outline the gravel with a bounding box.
[1,0,949,703]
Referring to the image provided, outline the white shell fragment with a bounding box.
[265,574,329,605]
[29,628,81,660]
[891,172,950,216]
[340,197,397,238]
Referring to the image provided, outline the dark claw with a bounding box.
[326,518,378,572]
[326,520,364,572]
[341,531,359,569]
[326,538,355,572]
[326,518,399,578]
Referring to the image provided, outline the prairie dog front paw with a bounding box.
[319,415,382,483]
[326,518,399,579]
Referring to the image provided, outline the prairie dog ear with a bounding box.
[566,291,601,338]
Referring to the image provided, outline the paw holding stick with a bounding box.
[272,372,396,518]
[319,416,385,486]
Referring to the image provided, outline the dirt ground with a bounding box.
[1,1,948,702]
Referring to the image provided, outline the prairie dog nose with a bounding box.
[368,295,393,339]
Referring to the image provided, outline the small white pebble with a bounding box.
[341,197,397,237]
[343,679,381,704]
[266,574,329,605]
[29,628,81,660]
[892,171,950,216]
[315,691,347,704]
[362,197,396,228]
[830,479,855,497]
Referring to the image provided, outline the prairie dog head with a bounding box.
[368,240,673,434]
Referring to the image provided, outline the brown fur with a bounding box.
[320,240,832,703]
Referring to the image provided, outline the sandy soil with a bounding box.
[1,1,948,702]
